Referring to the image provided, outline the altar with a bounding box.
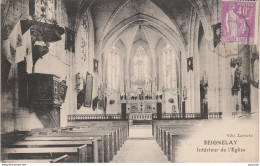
[120,99,161,125]
[127,100,157,113]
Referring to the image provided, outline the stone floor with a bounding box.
[112,125,169,163]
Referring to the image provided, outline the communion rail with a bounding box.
[67,112,222,122]
[152,112,222,120]
[68,114,128,121]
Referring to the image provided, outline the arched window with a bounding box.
[108,46,120,89]
[133,46,149,84]
[162,45,176,89]
[75,21,88,74]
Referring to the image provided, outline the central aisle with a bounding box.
[112,125,169,163]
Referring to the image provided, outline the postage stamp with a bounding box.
[221,1,257,44]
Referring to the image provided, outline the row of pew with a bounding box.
[153,120,199,162]
[2,121,129,163]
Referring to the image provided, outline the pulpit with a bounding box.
[27,73,67,128]
[28,73,67,106]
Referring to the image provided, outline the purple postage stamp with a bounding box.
[221,1,257,44]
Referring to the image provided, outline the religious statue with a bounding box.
[75,72,82,91]
[200,72,208,118]
[232,66,241,95]
[172,105,176,113]
[251,52,259,88]
[92,96,100,111]
[93,59,98,73]
[241,76,251,113]
[212,23,221,48]
[183,86,187,100]
[230,57,242,68]
[77,89,85,110]
[187,57,193,72]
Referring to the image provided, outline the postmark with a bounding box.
[221,1,257,44]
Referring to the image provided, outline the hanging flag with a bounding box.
[22,29,33,73]
[1,39,14,63]
[9,20,24,63]
[65,27,76,52]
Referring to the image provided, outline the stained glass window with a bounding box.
[108,46,120,89]
[162,45,176,89]
[133,46,149,84]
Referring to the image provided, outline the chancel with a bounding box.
[1,0,259,163]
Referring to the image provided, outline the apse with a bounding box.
[129,26,152,95]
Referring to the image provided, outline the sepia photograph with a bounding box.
[0,0,259,164]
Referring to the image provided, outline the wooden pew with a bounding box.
[2,121,128,163]
[2,145,87,163]
[33,125,128,149]
[155,126,193,162]
[35,127,124,161]
[58,126,128,161]
[40,131,115,162]
[24,136,104,163]
[152,120,201,136]
[27,123,128,163]
[4,140,98,163]
[159,127,193,152]
[67,125,128,145]
[168,133,188,162]
[63,129,118,159]
[2,155,69,163]
[67,121,129,135]
[163,130,192,160]
[156,125,193,148]
[62,127,125,153]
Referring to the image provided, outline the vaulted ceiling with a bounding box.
[90,0,190,56]
[64,0,214,57]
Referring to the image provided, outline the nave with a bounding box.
[112,126,169,163]
[1,118,206,163]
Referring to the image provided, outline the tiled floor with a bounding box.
[129,125,153,138]
[112,125,169,163]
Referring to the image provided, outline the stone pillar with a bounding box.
[194,54,200,113]
[250,45,259,113]
[218,55,229,119]
[210,49,215,112]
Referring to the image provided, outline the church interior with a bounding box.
[1,0,259,163]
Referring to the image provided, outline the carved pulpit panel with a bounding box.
[28,73,67,107]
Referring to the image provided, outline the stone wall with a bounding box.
[1,0,40,133]
[1,0,72,133]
